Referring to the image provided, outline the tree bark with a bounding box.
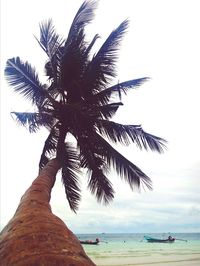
[0,159,96,266]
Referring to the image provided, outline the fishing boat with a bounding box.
[144,235,175,243]
[80,238,99,245]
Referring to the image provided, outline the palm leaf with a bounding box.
[78,133,104,169]
[60,33,100,101]
[83,19,129,96]
[73,102,123,121]
[35,19,63,83]
[93,133,152,191]
[96,120,167,153]
[59,0,98,98]
[60,28,88,98]
[89,77,149,105]
[66,0,98,44]
[37,19,62,57]
[61,143,81,212]
[11,111,55,133]
[77,129,152,191]
[88,168,115,204]
[76,130,115,204]
[94,102,123,120]
[39,125,59,169]
[85,34,100,57]
[5,57,47,106]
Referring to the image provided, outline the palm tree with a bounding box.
[0,0,166,265]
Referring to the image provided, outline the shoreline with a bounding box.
[92,254,200,266]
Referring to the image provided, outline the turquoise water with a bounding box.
[77,233,200,266]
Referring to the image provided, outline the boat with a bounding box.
[80,238,99,245]
[144,235,175,243]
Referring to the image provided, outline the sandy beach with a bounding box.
[92,254,200,266]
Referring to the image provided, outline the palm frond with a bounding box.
[95,102,123,119]
[93,133,153,191]
[76,130,115,204]
[73,102,123,121]
[78,134,104,169]
[60,28,88,98]
[61,34,100,101]
[85,34,100,57]
[66,0,98,43]
[5,57,47,106]
[37,19,62,56]
[11,111,55,133]
[88,168,114,204]
[39,125,59,169]
[35,19,63,83]
[62,143,81,212]
[90,77,149,105]
[83,19,129,96]
[59,0,98,97]
[97,120,167,153]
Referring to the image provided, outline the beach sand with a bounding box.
[92,254,200,266]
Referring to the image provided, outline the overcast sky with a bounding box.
[1,0,200,234]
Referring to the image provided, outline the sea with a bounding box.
[77,233,200,266]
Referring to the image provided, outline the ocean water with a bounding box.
[77,233,200,266]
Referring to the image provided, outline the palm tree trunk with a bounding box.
[0,159,96,266]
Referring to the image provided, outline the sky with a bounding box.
[0,0,200,234]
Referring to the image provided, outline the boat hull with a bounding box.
[80,241,99,245]
[146,239,175,243]
[144,236,175,243]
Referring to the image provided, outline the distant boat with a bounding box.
[144,235,175,243]
[80,238,99,245]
